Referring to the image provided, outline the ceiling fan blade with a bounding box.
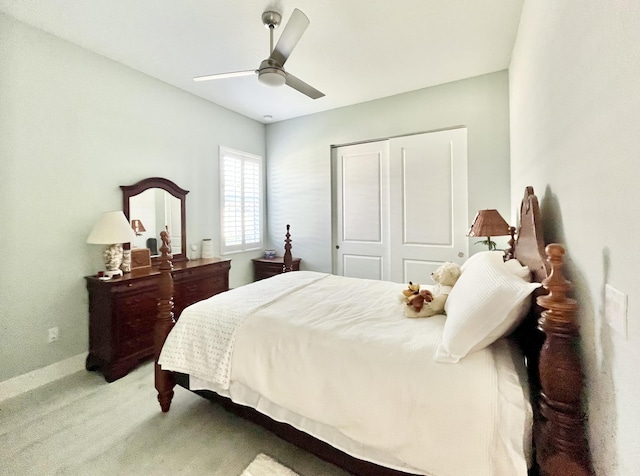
[270,8,309,66]
[285,72,324,99]
[193,70,256,82]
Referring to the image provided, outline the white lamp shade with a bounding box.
[87,211,136,244]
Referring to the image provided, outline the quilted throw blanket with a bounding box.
[158,271,328,388]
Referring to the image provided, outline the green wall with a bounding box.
[265,70,512,272]
[0,13,266,381]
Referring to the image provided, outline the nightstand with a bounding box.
[252,257,301,281]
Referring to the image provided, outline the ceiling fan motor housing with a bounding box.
[258,58,286,87]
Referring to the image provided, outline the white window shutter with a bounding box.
[220,147,263,254]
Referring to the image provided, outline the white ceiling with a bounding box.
[0,0,524,123]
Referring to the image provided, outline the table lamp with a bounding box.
[87,211,136,278]
[131,219,146,236]
[467,209,510,251]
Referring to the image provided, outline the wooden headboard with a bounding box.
[513,186,549,282]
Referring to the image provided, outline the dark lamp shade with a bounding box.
[131,219,146,235]
[467,209,510,238]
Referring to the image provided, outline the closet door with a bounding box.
[333,141,391,280]
[388,128,468,283]
[333,128,467,283]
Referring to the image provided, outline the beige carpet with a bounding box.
[0,361,349,476]
[241,453,299,476]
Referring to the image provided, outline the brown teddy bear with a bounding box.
[406,289,434,312]
[400,281,421,302]
[404,262,462,318]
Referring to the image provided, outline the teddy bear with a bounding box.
[406,288,434,312]
[404,261,462,318]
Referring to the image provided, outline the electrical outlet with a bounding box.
[48,327,59,343]
[605,284,627,338]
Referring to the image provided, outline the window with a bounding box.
[220,147,263,254]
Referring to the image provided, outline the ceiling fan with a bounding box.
[194,8,324,99]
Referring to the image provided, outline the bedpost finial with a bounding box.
[537,243,577,332]
[283,224,293,273]
[546,243,564,260]
[542,243,572,297]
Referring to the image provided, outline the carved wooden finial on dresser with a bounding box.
[155,227,176,412]
[536,243,593,476]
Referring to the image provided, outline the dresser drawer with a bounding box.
[174,273,228,317]
[118,333,153,359]
[111,277,156,294]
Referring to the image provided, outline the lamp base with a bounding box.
[103,268,123,279]
[102,244,124,278]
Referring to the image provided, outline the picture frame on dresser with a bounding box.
[130,248,151,269]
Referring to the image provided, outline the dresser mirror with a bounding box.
[121,177,189,263]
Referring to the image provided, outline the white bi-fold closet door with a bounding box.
[332,127,468,283]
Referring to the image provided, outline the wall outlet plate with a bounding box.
[48,327,59,343]
[605,284,627,338]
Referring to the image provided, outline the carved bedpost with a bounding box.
[536,244,593,476]
[505,226,516,261]
[154,227,176,412]
[283,224,293,273]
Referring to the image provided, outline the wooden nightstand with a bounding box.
[85,258,231,382]
[252,257,301,281]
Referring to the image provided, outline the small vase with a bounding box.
[201,239,214,259]
[121,249,132,273]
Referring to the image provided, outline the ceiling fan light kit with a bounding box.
[194,8,324,99]
[257,59,286,87]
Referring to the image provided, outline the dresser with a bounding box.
[85,258,231,382]
[252,257,301,281]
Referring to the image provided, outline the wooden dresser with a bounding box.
[85,258,231,382]
[252,257,301,281]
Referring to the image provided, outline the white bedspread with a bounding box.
[158,271,327,387]
[160,271,531,476]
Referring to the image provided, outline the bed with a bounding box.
[153,187,592,476]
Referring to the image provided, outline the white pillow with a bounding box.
[462,251,531,280]
[504,258,531,281]
[460,251,503,272]
[436,251,541,363]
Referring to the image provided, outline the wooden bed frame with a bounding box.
[153,190,593,476]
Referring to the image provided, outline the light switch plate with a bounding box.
[605,284,628,338]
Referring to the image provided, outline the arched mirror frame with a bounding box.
[121,177,189,264]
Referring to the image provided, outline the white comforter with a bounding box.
[159,271,531,476]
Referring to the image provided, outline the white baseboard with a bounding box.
[0,353,86,403]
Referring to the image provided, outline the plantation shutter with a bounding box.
[220,147,263,254]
